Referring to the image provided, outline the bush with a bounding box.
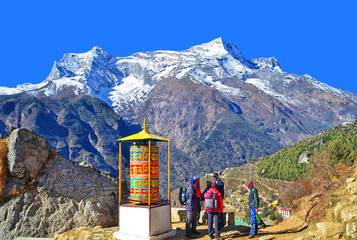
[0,140,8,197]
[281,179,311,209]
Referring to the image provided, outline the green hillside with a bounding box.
[258,121,357,181]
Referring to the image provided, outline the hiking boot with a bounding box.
[192,231,200,235]
[248,234,255,239]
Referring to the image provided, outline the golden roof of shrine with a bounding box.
[117,119,171,142]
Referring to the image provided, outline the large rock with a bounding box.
[315,222,343,238]
[346,222,357,239]
[7,128,52,180]
[0,129,129,240]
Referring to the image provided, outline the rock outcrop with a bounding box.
[0,128,128,240]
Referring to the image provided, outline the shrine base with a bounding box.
[113,203,176,240]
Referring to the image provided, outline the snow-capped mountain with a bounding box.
[1,38,357,189]
[3,37,354,124]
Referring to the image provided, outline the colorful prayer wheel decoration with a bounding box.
[117,119,171,205]
[129,143,160,203]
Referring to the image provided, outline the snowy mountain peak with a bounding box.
[188,37,231,58]
[224,42,246,62]
[89,46,115,60]
[91,46,105,53]
[251,57,281,72]
[46,47,117,80]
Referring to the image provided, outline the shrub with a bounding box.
[281,179,311,209]
[0,140,8,197]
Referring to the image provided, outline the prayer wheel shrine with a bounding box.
[114,119,176,240]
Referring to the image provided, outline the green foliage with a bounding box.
[258,121,357,181]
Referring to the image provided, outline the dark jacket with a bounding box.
[201,186,211,201]
[215,179,225,199]
[248,187,259,209]
[186,184,199,211]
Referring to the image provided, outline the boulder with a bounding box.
[0,129,129,240]
[7,129,52,180]
[346,222,357,239]
[347,181,357,195]
[346,178,355,183]
[298,151,310,164]
[315,222,343,238]
[177,210,187,222]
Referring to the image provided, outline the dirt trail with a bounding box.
[54,221,319,240]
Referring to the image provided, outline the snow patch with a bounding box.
[0,82,48,96]
[109,76,154,120]
[213,81,242,96]
[246,78,287,100]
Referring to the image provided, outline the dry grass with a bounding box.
[0,139,8,197]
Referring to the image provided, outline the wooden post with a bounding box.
[119,141,122,204]
[168,141,171,202]
[148,140,151,206]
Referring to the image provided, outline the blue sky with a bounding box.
[1,1,356,92]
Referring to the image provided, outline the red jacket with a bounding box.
[195,180,202,199]
[204,188,224,213]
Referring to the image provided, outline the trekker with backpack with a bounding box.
[213,172,225,230]
[186,179,200,238]
[247,181,260,238]
[204,182,224,240]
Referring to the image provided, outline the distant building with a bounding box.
[278,207,291,218]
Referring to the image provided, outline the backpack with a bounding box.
[179,186,187,205]
[204,191,220,211]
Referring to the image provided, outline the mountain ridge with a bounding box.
[1,38,357,190]
[1,38,355,123]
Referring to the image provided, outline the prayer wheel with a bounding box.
[129,142,160,203]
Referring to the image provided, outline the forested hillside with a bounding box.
[258,121,357,180]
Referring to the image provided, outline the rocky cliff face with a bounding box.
[0,94,133,176]
[0,128,128,239]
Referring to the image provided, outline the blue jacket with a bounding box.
[248,187,259,209]
[186,184,199,211]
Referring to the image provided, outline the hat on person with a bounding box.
[189,179,195,185]
[194,175,200,180]
[246,181,253,189]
